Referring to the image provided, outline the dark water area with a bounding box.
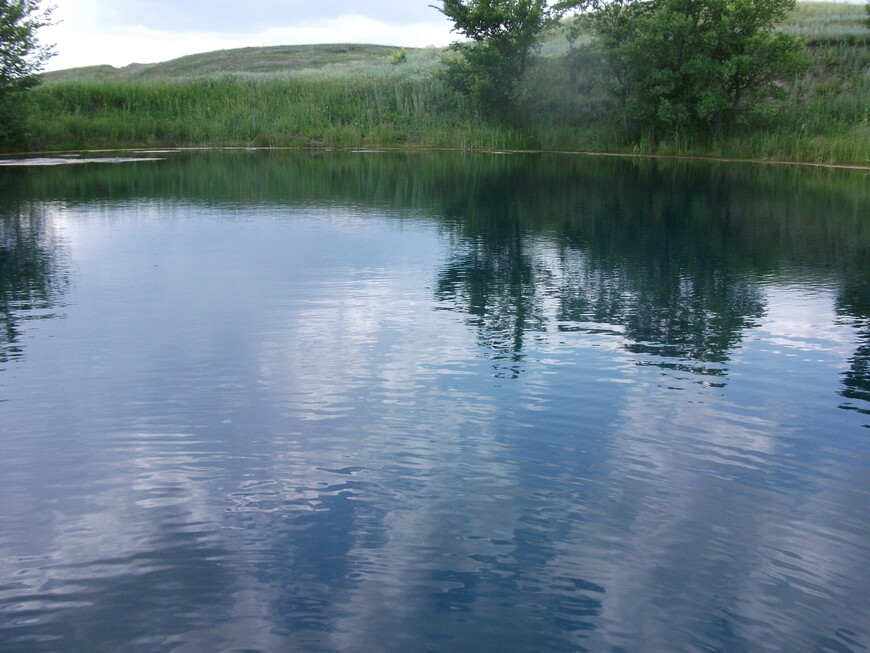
[1,151,868,652]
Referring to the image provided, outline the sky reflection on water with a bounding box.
[1,152,868,652]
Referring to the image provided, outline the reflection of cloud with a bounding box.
[251,241,553,648]
[0,157,163,167]
[755,284,857,356]
[561,282,870,651]
[258,272,472,418]
[0,423,244,648]
[4,192,869,651]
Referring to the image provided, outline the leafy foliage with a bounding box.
[579,0,806,135]
[0,0,54,145]
[390,47,409,65]
[436,0,565,117]
[11,3,867,163]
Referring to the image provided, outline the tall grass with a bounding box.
[29,70,453,150]
[778,1,870,43]
[28,63,570,153]
[16,3,870,164]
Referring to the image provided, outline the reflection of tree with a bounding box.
[843,337,870,420]
[0,202,67,365]
[555,247,765,374]
[434,159,554,377]
[437,235,548,378]
[5,149,868,393]
[434,158,771,380]
[837,278,870,421]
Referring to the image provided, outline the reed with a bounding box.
[17,3,870,165]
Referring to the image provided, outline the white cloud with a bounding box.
[41,1,454,71]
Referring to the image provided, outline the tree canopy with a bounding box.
[436,0,567,117]
[579,0,805,135]
[0,0,54,144]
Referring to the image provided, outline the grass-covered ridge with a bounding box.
[42,44,441,82]
[16,2,870,164]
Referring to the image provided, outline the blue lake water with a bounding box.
[1,151,868,652]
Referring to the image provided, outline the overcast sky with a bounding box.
[41,0,457,71]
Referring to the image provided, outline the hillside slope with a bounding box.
[42,43,431,82]
[40,2,866,83]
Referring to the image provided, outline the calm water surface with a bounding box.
[1,151,868,652]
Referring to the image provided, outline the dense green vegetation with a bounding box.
[8,2,870,164]
[578,0,807,135]
[0,0,53,146]
[532,0,869,162]
[437,0,562,116]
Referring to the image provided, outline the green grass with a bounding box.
[15,2,870,165]
[778,1,870,43]
[41,44,443,82]
[514,1,870,164]
[27,70,535,151]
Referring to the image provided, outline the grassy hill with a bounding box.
[16,2,870,164]
[41,2,862,82]
[42,44,438,82]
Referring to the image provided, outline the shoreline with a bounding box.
[2,145,868,172]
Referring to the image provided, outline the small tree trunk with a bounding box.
[729,85,741,133]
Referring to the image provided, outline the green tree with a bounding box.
[435,0,566,118]
[0,0,54,146]
[580,0,805,135]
